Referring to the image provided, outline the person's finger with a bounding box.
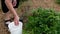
[14,20,19,26]
[14,20,16,25]
[17,20,19,25]
[14,19,16,25]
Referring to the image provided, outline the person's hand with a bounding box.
[12,0,17,7]
[14,15,19,26]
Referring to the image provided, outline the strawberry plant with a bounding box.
[23,8,60,34]
[56,0,60,4]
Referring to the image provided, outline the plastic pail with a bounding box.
[8,21,23,34]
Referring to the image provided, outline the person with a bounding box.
[1,0,20,27]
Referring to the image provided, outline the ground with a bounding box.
[0,0,60,34]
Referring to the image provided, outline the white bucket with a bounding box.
[8,21,23,34]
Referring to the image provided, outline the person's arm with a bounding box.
[5,0,17,16]
[5,0,19,25]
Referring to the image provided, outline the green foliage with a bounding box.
[19,0,28,4]
[56,0,60,4]
[19,0,28,2]
[23,8,60,34]
[18,0,28,5]
[20,0,27,2]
